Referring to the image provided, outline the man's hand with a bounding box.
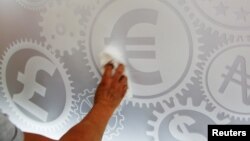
[94,63,128,110]
[24,63,128,141]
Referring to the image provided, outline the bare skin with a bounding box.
[24,63,128,141]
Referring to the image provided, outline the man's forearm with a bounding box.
[24,63,127,141]
[60,104,114,141]
[24,133,52,141]
[24,104,114,141]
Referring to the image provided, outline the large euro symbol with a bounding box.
[105,9,162,85]
[13,56,56,122]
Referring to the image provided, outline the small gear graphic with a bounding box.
[179,0,250,33]
[0,39,76,140]
[39,0,84,55]
[15,0,48,11]
[68,0,100,9]
[192,0,250,30]
[81,0,201,108]
[147,98,230,141]
[74,88,125,140]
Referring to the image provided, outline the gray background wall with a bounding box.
[0,0,250,140]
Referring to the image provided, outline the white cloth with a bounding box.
[100,45,133,98]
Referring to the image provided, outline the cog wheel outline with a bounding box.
[0,39,76,140]
[60,47,99,95]
[180,0,250,34]
[197,33,250,121]
[74,88,125,140]
[194,24,229,61]
[15,0,49,11]
[39,0,84,56]
[81,0,202,108]
[147,98,230,141]
[191,0,250,30]
[68,0,101,9]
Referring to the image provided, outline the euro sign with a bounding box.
[13,56,56,122]
[169,114,206,141]
[219,56,250,105]
[105,9,162,85]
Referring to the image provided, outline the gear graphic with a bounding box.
[15,0,48,11]
[81,0,201,108]
[39,0,84,55]
[147,98,230,141]
[74,88,125,140]
[175,72,205,107]
[196,32,250,121]
[195,24,230,60]
[179,0,250,33]
[60,48,98,94]
[192,0,250,30]
[0,39,76,140]
[68,0,100,9]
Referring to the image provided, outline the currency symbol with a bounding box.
[13,56,56,121]
[105,9,162,85]
[169,114,206,141]
[79,95,118,135]
[80,95,93,114]
[219,56,250,105]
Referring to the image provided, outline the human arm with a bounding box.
[60,63,127,141]
[23,63,127,141]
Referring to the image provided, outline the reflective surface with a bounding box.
[0,0,250,140]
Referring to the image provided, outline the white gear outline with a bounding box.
[74,88,125,140]
[81,0,201,108]
[39,0,83,55]
[180,0,250,33]
[147,98,230,141]
[15,0,48,11]
[68,0,100,9]
[197,32,250,121]
[191,0,250,30]
[0,39,75,139]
